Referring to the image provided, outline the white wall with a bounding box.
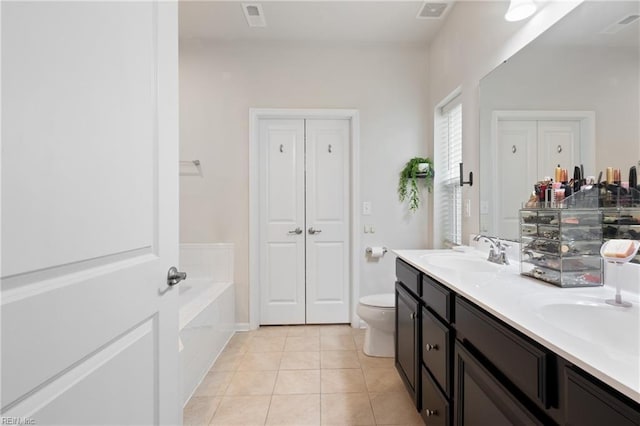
[427,0,582,245]
[179,41,430,323]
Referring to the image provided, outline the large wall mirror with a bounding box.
[479,0,640,241]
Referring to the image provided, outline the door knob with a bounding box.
[425,343,439,351]
[308,227,322,235]
[288,227,303,235]
[425,409,438,417]
[409,312,416,320]
[167,266,187,287]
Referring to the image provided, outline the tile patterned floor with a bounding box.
[183,325,423,426]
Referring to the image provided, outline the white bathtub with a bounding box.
[179,243,235,406]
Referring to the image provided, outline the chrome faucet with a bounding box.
[473,235,510,265]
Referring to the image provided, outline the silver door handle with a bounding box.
[288,227,303,235]
[167,266,187,287]
[409,312,416,320]
[425,409,438,417]
[308,227,322,235]
[425,343,439,351]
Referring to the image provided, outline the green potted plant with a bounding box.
[398,157,434,212]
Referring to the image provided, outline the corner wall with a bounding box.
[179,41,430,323]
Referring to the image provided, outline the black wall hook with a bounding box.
[459,162,473,187]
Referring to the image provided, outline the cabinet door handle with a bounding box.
[425,343,439,351]
[409,312,416,320]
[425,409,438,417]
[288,227,303,235]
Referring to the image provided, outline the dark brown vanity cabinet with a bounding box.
[565,366,640,426]
[394,258,640,425]
[420,276,453,424]
[454,342,544,426]
[395,259,421,409]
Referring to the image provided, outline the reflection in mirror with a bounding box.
[479,1,640,241]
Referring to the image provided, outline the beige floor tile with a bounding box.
[194,371,233,397]
[284,336,321,352]
[369,392,423,425]
[287,325,321,337]
[320,351,360,369]
[320,393,375,425]
[357,351,394,369]
[256,326,290,336]
[362,368,405,393]
[237,351,283,371]
[320,335,356,351]
[210,395,271,425]
[321,368,367,393]
[353,333,365,350]
[273,369,321,394]
[247,335,287,352]
[225,370,278,395]
[319,325,353,336]
[280,351,320,370]
[183,396,221,426]
[211,351,244,372]
[266,394,321,425]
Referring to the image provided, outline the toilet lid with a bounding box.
[359,293,395,308]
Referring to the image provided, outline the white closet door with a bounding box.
[1,2,180,424]
[305,120,350,324]
[537,120,581,179]
[259,120,306,324]
[495,120,538,240]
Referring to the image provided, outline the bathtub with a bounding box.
[179,244,235,406]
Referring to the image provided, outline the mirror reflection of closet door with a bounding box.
[495,120,581,240]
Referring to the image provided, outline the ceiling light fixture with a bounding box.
[504,0,537,22]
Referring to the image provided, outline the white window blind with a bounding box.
[436,96,462,246]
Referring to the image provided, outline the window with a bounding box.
[435,95,462,246]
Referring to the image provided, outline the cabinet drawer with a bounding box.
[455,298,551,408]
[422,306,451,397]
[422,366,450,426]
[422,275,452,322]
[565,366,640,426]
[396,258,421,296]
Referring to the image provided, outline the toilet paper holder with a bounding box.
[365,246,388,256]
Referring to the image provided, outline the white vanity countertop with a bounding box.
[393,249,640,403]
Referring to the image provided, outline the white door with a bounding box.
[259,120,306,325]
[305,120,350,324]
[259,119,350,325]
[495,119,581,240]
[495,120,538,240]
[537,120,581,179]
[1,2,180,425]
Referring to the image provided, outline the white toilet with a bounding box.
[357,293,396,357]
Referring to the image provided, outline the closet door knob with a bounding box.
[288,227,303,235]
[425,409,438,417]
[409,312,416,320]
[425,343,439,351]
[308,227,322,235]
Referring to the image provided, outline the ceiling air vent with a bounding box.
[600,14,639,34]
[242,3,266,28]
[416,2,449,19]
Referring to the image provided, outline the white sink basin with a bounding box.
[535,296,640,356]
[420,253,503,273]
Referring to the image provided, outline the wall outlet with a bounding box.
[362,201,372,215]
